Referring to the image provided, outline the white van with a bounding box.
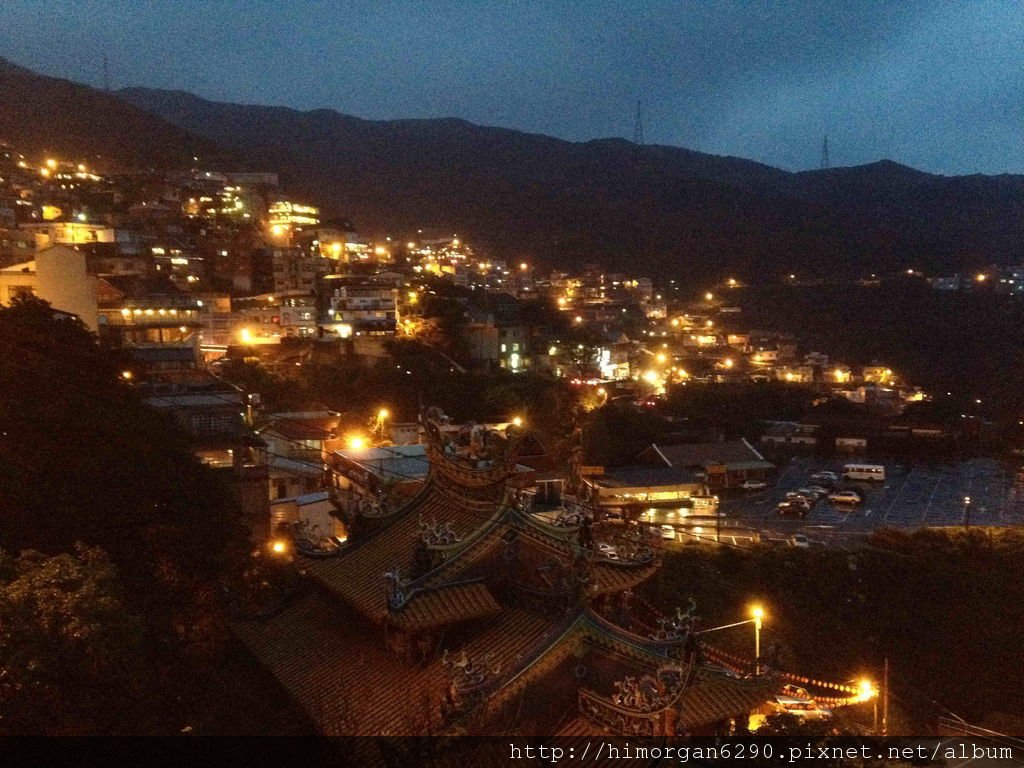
[842,463,886,482]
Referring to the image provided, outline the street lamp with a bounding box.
[751,605,764,675]
[963,495,972,529]
[697,604,767,677]
[376,408,390,441]
[857,678,879,733]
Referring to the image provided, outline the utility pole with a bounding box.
[820,134,830,170]
[633,100,644,145]
[882,657,890,736]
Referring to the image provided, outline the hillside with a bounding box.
[3,55,1023,281]
[0,58,227,171]
[118,87,1024,280]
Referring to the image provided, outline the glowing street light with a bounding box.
[857,678,879,732]
[511,416,524,428]
[347,435,367,451]
[705,292,714,301]
[751,605,764,675]
[270,539,288,555]
[696,604,767,676]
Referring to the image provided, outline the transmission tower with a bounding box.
[634,100,644,145]
[820,134,830,169]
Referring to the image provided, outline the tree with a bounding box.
[0,544,142,734]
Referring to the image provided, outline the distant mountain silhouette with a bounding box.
[119,86,1024,279]
[4,58,1023,280]
[0,58,227,171]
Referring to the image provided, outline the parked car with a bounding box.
[805,485,830,498]
[789,533,810,548]
[810,471,840,486]
[796,486,826,500]
[660,525,677,540]
[828,490,862,505]
[777,501,809,517]
[786,491,816,505]
[741,479,769,491]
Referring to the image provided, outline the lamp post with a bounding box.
[963,495,972,530]
[858,679,879,734]
[752,605,764,675]
[696,604,766,677]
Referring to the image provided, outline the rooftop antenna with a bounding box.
[634,99,644,145]
[820,134,830,170]
[102,52,110,91]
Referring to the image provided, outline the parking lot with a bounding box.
[719,456,1024,541]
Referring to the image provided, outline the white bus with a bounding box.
[842,463,886,482]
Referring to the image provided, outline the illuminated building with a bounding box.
[268,200,320,239]
[323,275,400,336]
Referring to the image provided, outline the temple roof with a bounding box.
[304,474,508,630]
[675,670,778,732]
[233,591,568,736]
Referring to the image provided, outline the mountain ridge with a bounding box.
[3,57,1022,280]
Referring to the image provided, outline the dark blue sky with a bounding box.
[2,1,1021,175]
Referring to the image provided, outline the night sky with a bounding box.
[2,1,1021,175]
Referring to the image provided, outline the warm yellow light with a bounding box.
[407,290,418,304]
[45,158,57,169]
[121,370,133,381]
[857,679,877,702]
[39,167,51,178]
[751,605,765,620]
[728,278,737,287]
[574,315,583,324]
[270,540,287,555]
[378,408,390,420]
[656,353,667,364]
[705,292,714,301]
[642,370,659,384]
[271,224,284,236]
[724,358,734,368]
[239,327,253,344]
[671,318,680,327]
[511,416,524,428]
[77,163,86,172]
[548,345,558,356]
[407,241,416,249]
[597,387,606,395]
[374,245,388,257]
[557,297,567,307]
[976,273,986,282]
[520,262,529,271]
[347,435,367,451]
[785,372,795,382]
[330,241,343,256]
[706,320,713,328]
[452,238,460,247]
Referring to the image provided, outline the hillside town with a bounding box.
[2,128,1024,753]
